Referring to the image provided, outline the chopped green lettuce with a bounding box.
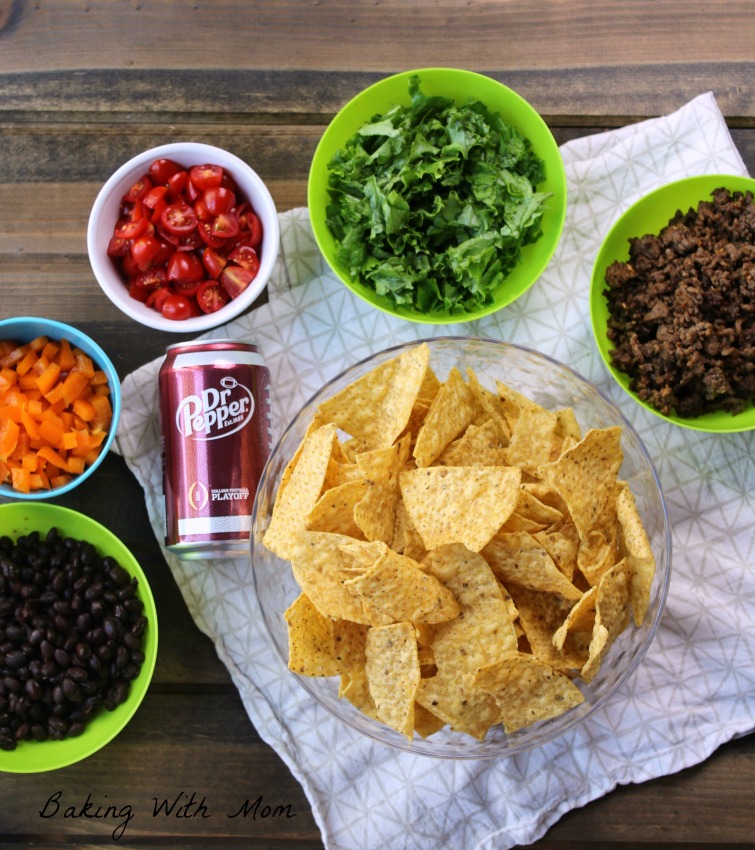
[325,75,552,315]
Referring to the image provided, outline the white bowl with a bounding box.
[87,142,280,333]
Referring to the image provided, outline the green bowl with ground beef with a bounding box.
[590,173,755,432]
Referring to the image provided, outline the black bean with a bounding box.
[0,527,149,750]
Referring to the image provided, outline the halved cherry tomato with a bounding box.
[161,202,198,236]
[149,158,184,185]
[173,278,204,298]
[124,176,153,203]
[196,279,230,313]
[220,265,256,298]
[189,164,224,191]
[166,251,204,284]
[202,247,228,279]
[203,187,236,216]
[142,185,168,209]
[167,170,188,199]
[197,220,227,249]
[229,244,260,275]
[131,235,163,272]
[114,217,148,240]
[146,286,172,311]
[211,212,239,240]
[161,293,193,321]
[107,235,131,258]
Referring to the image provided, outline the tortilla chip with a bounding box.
[416,673,501,740]
[288,531,372,624]
[506,404,559,474]
[466,368,511,443]
[316,342,430,449]
[340,542,460,625]
[352,436,410,544]
[616,485,656,626]
[413,702,447,738]
[365,622,420,740]
[423,544,519,680]
[581,558,631,682]
[534,521,581,582]
[263,423,339,559]
[552,585,597,651]
[413,367,481,467]
[400,465,521,552]
[482,531,583,600]
[537,427,623,541]
[285,593,344,677]
[508,584,589,674]
[306,479,369,538]
[435,419,509,467]
[473,652,585,732]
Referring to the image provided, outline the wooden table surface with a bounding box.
[1,2,754,848]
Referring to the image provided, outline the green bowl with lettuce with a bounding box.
[308,68,567,324]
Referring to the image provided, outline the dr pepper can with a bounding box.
[158,340,273,560]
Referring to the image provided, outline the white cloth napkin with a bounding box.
[116,92,755,850]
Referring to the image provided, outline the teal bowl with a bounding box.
[590,174,755,432]
[0,316,121,499]
[308,68,567,324]
[0,503,158,772]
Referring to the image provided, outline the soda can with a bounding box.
[158,339,273,560]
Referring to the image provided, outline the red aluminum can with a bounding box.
[158,340,273,559]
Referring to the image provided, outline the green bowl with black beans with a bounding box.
[590,174,755,432]
[0,503,157,772]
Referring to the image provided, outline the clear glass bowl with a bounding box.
[251,336,672,759]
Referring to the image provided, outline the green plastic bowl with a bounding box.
[0,503,158,773]
[590,173,755,433]
[308,68,567,324]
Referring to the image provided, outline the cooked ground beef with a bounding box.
[604,187,755,417]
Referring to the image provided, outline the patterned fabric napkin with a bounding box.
[116,92,755,850]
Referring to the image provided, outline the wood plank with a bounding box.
[0,1,753,74]
[0,692,321,845]
[0,64,753,124]
[0,691,753,845]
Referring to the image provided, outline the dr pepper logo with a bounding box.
[175,376,255,441]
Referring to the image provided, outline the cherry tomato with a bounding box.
[173,278,204,298]
[131,235,163,272]
[142,185,168,209]
[202,247,228,279]
[124,176,153,203]
[196,279,230,313]
[149,158,183,185]
[114,216,148,240]
[107,235,131,258]
[161,202,198,236]
[228,245,260,274]
[197,220,227,249]
[146,286,171,311]
[189,164,224,191]
[211,212,239,240]
[166,250,204,284]
[203,187,236,216]
[129,268,165,302]
[167,170,188,199]
[161,293,193,321]
[220,265,256,298]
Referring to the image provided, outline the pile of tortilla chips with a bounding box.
[262,343,656,743]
